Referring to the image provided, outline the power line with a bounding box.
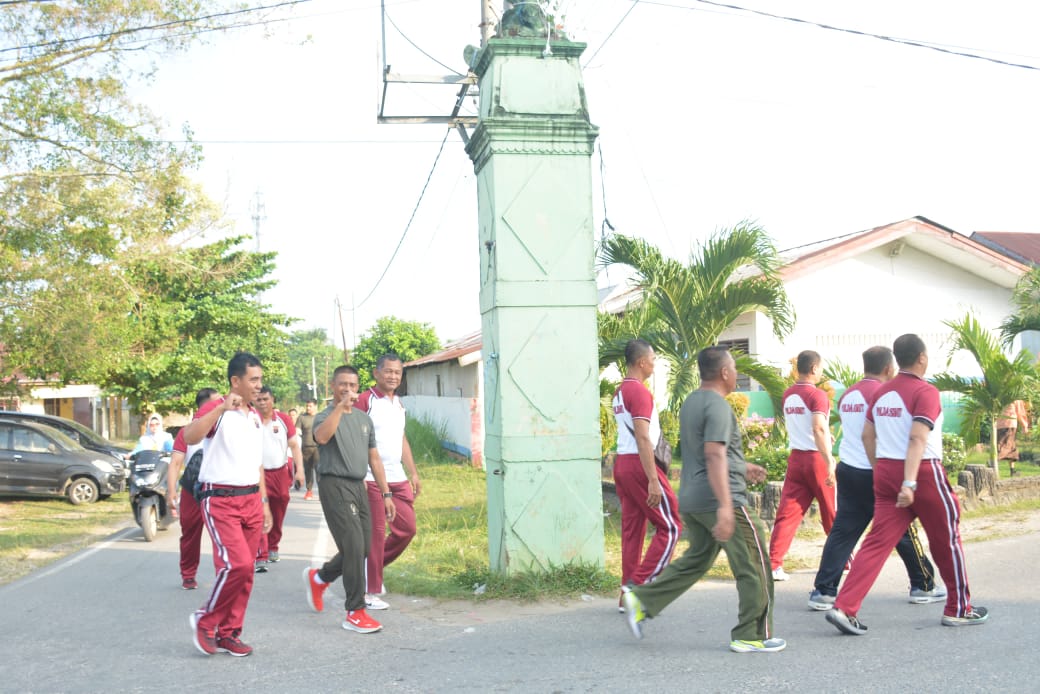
[641,0,1040,72]
[383,8,464,76]
[0,138,448,145]
[354,128,452,310]
[583,1,640,68]
[0,0,318,55]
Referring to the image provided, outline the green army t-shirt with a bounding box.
[313,406,377,480]
[678,389,749,513]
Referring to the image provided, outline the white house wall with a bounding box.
[739,244,1014,380]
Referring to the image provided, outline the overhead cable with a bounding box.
[354,127,452,310]
[644,0,1040,72]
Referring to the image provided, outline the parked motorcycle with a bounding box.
[129,450,172,541]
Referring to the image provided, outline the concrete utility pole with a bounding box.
[465,10,604,573]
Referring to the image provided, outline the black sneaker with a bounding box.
[826,607,868,635]
[255,562,268,574]
[942,606,989,626]
[808,590,836,611]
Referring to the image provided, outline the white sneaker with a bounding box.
[909,585,947,604]
[772,567,790,582]
[365,594,390,610]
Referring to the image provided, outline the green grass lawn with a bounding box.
[0,493,131,584]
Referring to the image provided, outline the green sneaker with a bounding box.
[620,586,646,640]
[729,638,787,653]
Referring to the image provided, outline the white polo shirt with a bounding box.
[196,399,263,486]
[357,387,408,484]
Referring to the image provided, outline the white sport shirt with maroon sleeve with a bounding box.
[837,378,881,471]
[612,379,661,456]
[866,371,944,462]
[783,382,829,452]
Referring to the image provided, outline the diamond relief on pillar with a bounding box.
[507,314,593,422]
[501,161,589,276]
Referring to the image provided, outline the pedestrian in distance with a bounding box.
[611,339,681,612]
[622,346,784,653]
[166,387,222,591]
[304,365,396,634]
[827,334,988,636]
[182,352,272,657]
[132,414,174,454]
[996,399,1029,477]
[769,350,837,581]
[357,353,422,610]
[808,346,944,611]
[296,399,320,499]
[253,386,305,571]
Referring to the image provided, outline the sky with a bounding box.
[138,0,1040,351]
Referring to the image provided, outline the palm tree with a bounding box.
[598,221,795,411]
[1000,266,1040,346]
[930,313,1038,476]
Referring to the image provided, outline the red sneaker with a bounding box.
[190,611,217,655]
[343,608,382,634]
[182,578,198,590]
[216,634,253,657]
[303,490,314,500]
[305,567,327,612]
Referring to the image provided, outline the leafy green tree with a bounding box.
[931,313,1038,476]
[285,328,342,405]
[352,317,441,390]
[99,237,292,414]
[0,1,235,383]
[598,222,795,411]
[1000,266,1040,346]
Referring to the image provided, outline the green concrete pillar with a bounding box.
[465,37,604,573]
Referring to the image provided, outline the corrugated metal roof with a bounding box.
[404,330,482,367]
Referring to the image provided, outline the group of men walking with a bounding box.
[615,334,988,653]
[165,352,420,656]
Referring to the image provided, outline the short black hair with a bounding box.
[195,388,220,409]
[376,353,403,370]
[698,345,732,380]
[332,365,359,380]
[228,352,262,385]
[305,398,317,405]
[259,385,274,398]
[862,346,893,376]
[796,350,821,376]
[624,339,654,367]
[893,334,926,368]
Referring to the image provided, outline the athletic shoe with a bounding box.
[825,607,868,635]
[305,567,328,612]
[216,635,253,657]
[343,609,383,633]
[255,562,268,574]
[729,638,787,653]
[808,590,836,611]
[941,607,989,627]
[365,594,390,610]
[182,578,198,590]
[909,585,947,604]
[303,490,314,500]
[190,611,217,655]
[267,551,280,563]
[772,567,790,581]
[620,586,645,640]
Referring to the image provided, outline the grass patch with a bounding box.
[0,493,130,585]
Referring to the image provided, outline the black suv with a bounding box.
[0,411,131,474]
[0,418,126,504]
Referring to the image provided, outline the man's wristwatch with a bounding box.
[901,480,917,491]
[261,496,269,503]
[382,491,393,499]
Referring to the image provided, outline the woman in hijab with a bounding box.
[132,414,174,454]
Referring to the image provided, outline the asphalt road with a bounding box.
[1,492,1036,694]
